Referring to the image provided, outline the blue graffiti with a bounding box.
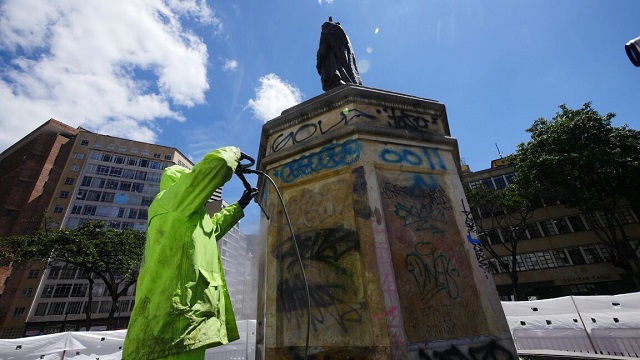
[272,139,361,183]
[379,147,446,170]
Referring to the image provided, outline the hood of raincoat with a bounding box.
[160,165,190,191]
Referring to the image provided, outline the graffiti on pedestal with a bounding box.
[379,147,447,170]
[405,241,460,301]
[418,339,516,360]
[274,226,365,333]
[269,106,442,154]
[461,199,491,277]
[270,108,376,153]
[272,139,361,184]
[376,107,440,133]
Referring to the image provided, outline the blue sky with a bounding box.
[1,1,639,234]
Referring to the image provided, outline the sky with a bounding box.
[1,0,639,235]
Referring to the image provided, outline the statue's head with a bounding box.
[160,165,190,191]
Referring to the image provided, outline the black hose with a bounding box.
[247,169,311,360]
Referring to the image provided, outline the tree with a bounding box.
[465,183,534,300]
[0,221,145,330]
[510,102,640,290]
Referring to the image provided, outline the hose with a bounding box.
[246,169,311,360]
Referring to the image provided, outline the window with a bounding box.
[119,181,132,191]
[132,182,144,193]
[139,159,149,168]
[82,205,97,216]
[114,155,125,164]
[526,223,542,239]
[130,148,138,154]
[552,249,571,266]
[100,192,115,203]
[95,142,103,149]
[87,191,102,202]
[141,150,150,156]
[13,307,25,318]
[135,170,147,180]
[27,269,39,279]
[110,167,123,177]
[67,301,85,314]
[138,209,148,220]
[99,301,113,313]
[567,247,586,265]
[164,154,172,160]
[106,179,119,189]
[59,267,77,279]
[74,152,85,159]
[81,176,93,187]
[59,191,69,199]
[539,220,558,236]
[493,176,507,190]
[64,177,75,185]
[146,173,161,183]
[70,284,88,297]
[141,196,154,206]
[568,215,588,232]
[97,165,110,175]
[481,178,495,190]
[536,251,555,268]
[71,205,83,214]
[150,161,161,169]
[522,253,541,270]
[554,218,571,234]
[21,287,33,297]
[47,302,65,316]
[127,209,138,219]
[153,152,161,158]
[582,245,604,264]
[90,151,100,160]
[70,165,79,172]
[101,153,113,162]
[119,146,127,152]
[53,283,73,297]
[616,208,637,225]
[35,303,48,316]
[107,144,115,151]
[48,267,60,279]
[41,284,55,298]
[80,139,89,146]
[122,169,136,179]
[54,205,63,213]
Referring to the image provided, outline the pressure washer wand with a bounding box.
[236,152,270,220]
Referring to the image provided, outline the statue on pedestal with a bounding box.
[316,17,363,92]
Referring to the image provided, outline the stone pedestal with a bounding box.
[255,85,516,359]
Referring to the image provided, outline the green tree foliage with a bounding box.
[0,221,145,329]
[465,183,534,300]
[510,102,640,289]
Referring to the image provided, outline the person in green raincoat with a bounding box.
[123,146,257,360]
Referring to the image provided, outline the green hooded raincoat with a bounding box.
[123,147,243,359]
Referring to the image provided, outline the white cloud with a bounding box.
[223,59,238,72]
[0,0,219,152]
[246,74,303,123]
[318,0,335,4]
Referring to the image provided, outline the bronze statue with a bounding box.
[316,17,363,91]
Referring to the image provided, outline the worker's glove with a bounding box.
[238,188,259,209]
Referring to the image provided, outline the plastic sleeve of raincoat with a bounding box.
[211,202,244,241]
[161,147,241,216]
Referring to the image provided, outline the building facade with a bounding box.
[462,160,640,300]
[0,119,252,338]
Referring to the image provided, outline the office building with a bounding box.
[461,160,640,300]
[0,119,252,337]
